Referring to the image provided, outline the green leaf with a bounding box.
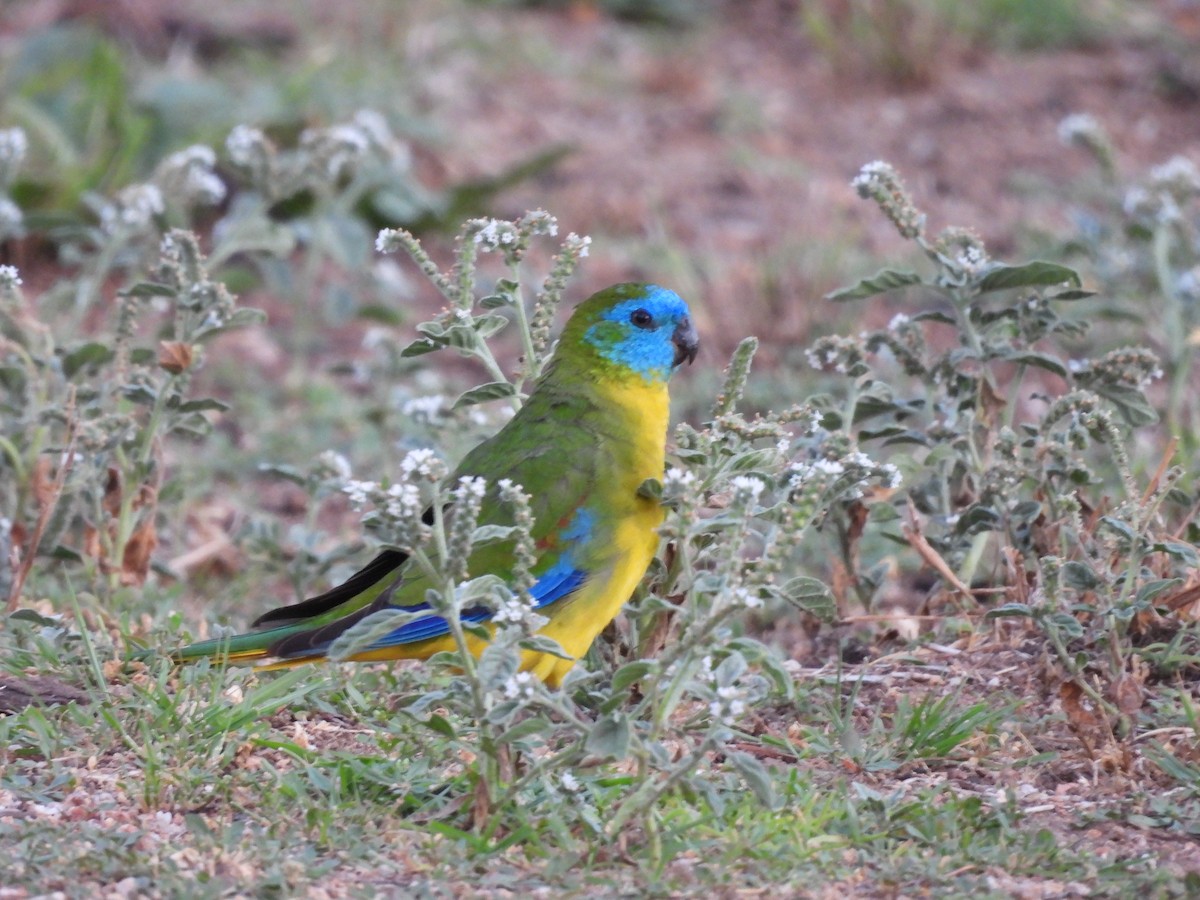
[476,642,520,691]
[472,314,510,340]
[121,281,176,298]
[452,381,516,409]
[1136,578,1183,607]
[497,716,552,744]
[777,576,837,623]
[175,397,230,414]
[193,307,267,343]
[585,712,631,759]
[1152,541,1200,567]
[1001,350,1068,377]
[636,478,663,501]
[827,268,921,302]
[422,714,457,738]
[471,524,519,545]
[61,342,113,378]
[984,603,1034,619]
[399,338,440,358]
[327,608,426,660]
[1094,384,1158,428]
[726,750,778,808]
[519,634,574,660]
[611,660,654,694]
[976,261,1081,293]
[1061,561,1101,591]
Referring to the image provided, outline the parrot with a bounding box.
[170,283,699,687]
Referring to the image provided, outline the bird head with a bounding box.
[566,283,699,385]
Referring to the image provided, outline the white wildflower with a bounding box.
[493,593,534,626]
[566,232,590,257]
[343,479,375,506]
[317,450,352,481]
[1056,113,1101,146]
[225,125,266,167]
[0,197,22,235]
[503,671,537,701]
[0,263,21,288]
[1150,155,1200,195]
[731,587,763,610]
[384,482,423,518]
[559,772,582,793]
[455,475,487,500]
[401,394,444,421]
[709,684,746,726]
[471,218,518,250]
[730,475,765,503]
[851,160,893,194]
[375,228,402,253]
[399,448,441,479]
[0,127,28,166]
[102,184,164,233]
[520,209,558,237]
[955,243,988,275]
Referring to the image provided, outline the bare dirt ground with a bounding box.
[416,2,1200,357]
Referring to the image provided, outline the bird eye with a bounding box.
[630,308,654,328]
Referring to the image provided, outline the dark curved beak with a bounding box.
[672,316,699,367]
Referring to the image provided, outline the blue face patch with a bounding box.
[584,285,692,383]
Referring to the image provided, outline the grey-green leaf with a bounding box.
[453,381,516,409]
[977,261,1081,293]
[827,269,922,302]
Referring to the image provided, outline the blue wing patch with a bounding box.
[349,508,596,651]
[360,565,587,649]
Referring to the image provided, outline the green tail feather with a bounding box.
[167,623,313,662]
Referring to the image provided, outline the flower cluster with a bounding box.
[851,160,924,240]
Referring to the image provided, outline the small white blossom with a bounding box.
[1057,113,1102,146]
[225,125,266,167]
[375,229,402,253]
[455,475,487,501]
[493,593,534,625]
[0,197,22,234]
[0,264,22,287]
[880,463,903,489]
[101,184,164,233]
[1150,155,1200,195]
[384,482,423,518]
[401,394,444,421]
[731,587,763,610]
[566,232,590,257]
[851,160,893,194]
[709,684,746,726]
[343,479,375,506]
[399,448,441,479]
[471,218,518,250]
[729,475,765,503]
[316,451,352,482]
[503,671,537,701]
[955,244,988,275]
[0,127,28,166]
[559,772,582,793]
[520,209,558,236]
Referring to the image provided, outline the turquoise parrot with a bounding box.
[173,283,699,686]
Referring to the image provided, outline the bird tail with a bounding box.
[162,623,320,666]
